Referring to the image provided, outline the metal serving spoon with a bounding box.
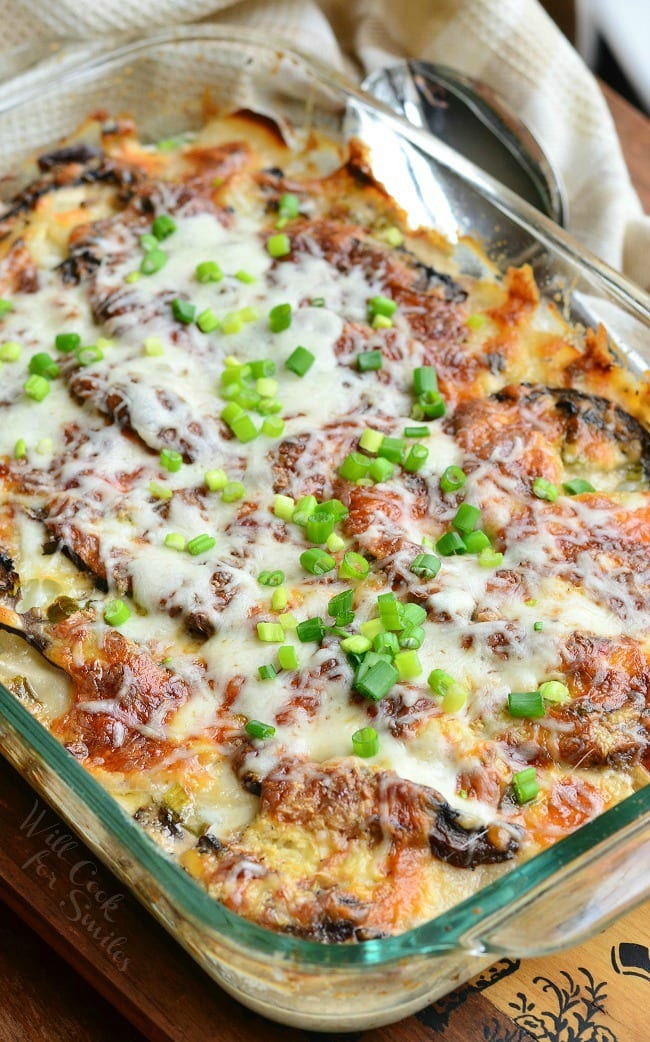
[362,61,567,226]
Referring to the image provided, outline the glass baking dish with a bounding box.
[0,26,649,1032]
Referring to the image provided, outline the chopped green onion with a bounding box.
[205,469,228,491]
[159,448,182,473]
[539,680,570,704]
[293,495,317,526]
[285,346,315,376]
[248,360,275,382]
[221,402,244,428]
[231,415,258,443]
[195,261,223,283]
[452,503,481,534]
[222,481,245,502]
[372,314,393,330]
[277,192,300,222]
[436,531,467,556]
[148,481,172,500]
[296,617,324,643]
[398,624,425,650]
[300,548,336,575]
[257,622,285,643]
[428,670,455,697]
[258,570,285,587]
[413,391,446,420]
[75,344,104,367]
[382,226,404,247]
[404,425,428,438]
[359,428,384,453]
[0,341,21,361]
[144,337,164,356]
[258,664,277,681]
[278,644,298,670]
[341,634,372,654]
[14,438,27,459]
[466,313,486,330]
[328,590,354,618]
[413,367,438,395]
[368,295,397,318]
[125,271,141,284]
[245,719,276,740]
[377,436,406,464]
[338,551,369,580]
[440,465,467,493]
[532,477,559,502]
[0,299,13,316]
[351,726,379,757]
[23,374,51,401]
[55,332,80,354]
[256,377,278,399]
[512,767,539,804]
[410,553,441,580]
[269,302,292,333]
[508,691,545,718]
[261,416,285,438]
[360,617,383,641]
[310,296,325,307]
[354,658,399,701]
[152,214,176,240]
[442,683,468,713]
[306,516,335,544]
[478,548,504,568]
[373,632,399,656]
[266,233,291,258]
[463,529,491,553]
[221,311,244,335]
[29,352,60,379]
[339,451,370,481]
[235,270,256,283]
[394,649,422,680]
[104,599,131,627]
[402,603,427,626]
[164,532,186,551]
[140,248,167,275]
[278,611,298,630]
[140,233,158,251]
[273,494,295,521]
[196,308,220,333]
[369,457,394,483]
[404,444,429,472]
[357,350,382,371]
[377,592,403,632]
[316,498,348,520]
[326,532,345,552]
[563,478,595,495]
[171,299,196,324]
[533,620,544,632]
[271,586,288,611]
[187,534,216,556]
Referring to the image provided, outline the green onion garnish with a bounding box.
[230,415,258,443]
[75,344,104,367]
[462,530,490,553]
[140,249,167,275]
[360,618,383,641]
[159,448,182,473]
[0,299,13,316]
[262,416,285,438]
[195,261,223,283]
[377,436,406,464]
[377,592,403,632]
[413,366,438,395]
[373,632,399,656]
[478,548,504,568]
[398,624,425,650]
[104,599,131,627]
[140,233,158,251]
[533,620,544,632]
[339,452,370,481]
[277,193,300,223]
[152,214,176,240]
[436,531,467,556]
[402,603,427,626]
[532,477,559,502]
[338,551,369,580]
[0,341,21,361]
[257,622,285,643]
[23,374,51,401]
[187,534,216,556]
[310,296,325,307]
[222,481,245,502]
[258,570,285,587]
[351,726,379,758]
[196,308,220,333]
[144,337,164,356]
[296,617,324,643]
[404,444,429,472]
[359,428,384,453]
[148,480,172,500]
[563,478,595,495]
[271,586,288,611]
[410,553,441,580]
[341,634,372,654]
[369,457,394,483]
[171,299,196,324]
[394,649,423,680]
[428,669,454,696]
[404,425,428,438]
[235,270,256,283]
[55,332,81,354]
[512,767,539,804]
[300,549,336,575]
[292,495,317,526]
[466,313,486,330]
[205,469,228,491]
[367,295,397,319]
[14,438,27,459]
[353,657,399,701]
[278,644,298,670]
[539,680,570,703]
[328,589,354,618]
[452,503,481,534]
[507,691,545,718]
[327,532,345,552]
[357,350,382,371]
[273,494,295,521]
[306,516,335,544]
[266,233,291,258]
[440,465,466,493]
[28,352,60,379]
[258,664,277,681]
[285,346,314,376]
[245,719,276,739]
[164,532,186,552]
[269,302,292,333]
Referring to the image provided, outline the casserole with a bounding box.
[0,26,649,1030]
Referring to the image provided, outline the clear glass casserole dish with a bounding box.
[0,26,648,1032]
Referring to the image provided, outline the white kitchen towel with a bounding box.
[0,0,648,289]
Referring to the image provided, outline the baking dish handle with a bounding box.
[466,809,650,959]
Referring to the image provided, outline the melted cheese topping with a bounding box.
[0,113,648,942]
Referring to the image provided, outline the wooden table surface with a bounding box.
[1,82,649,1042]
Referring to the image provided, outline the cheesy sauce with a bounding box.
[0,112,648,941]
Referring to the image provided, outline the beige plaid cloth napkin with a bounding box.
[1,0,648,289]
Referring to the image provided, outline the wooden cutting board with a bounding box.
[1,753,648,1042]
